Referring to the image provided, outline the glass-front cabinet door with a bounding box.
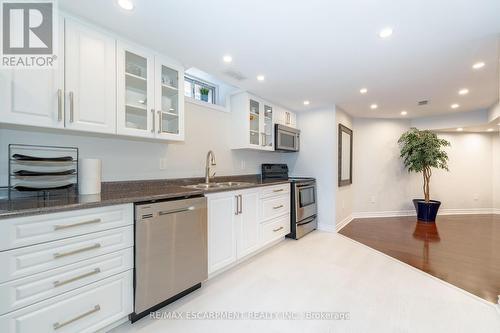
[249,99,260,146]
[155,58,184,141]
[117,43,155,138]
[263,104,273,149]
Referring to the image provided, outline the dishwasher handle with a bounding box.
[158,206,195,216]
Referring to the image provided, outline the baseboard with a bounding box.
[335,214,353,232]
[352,208,498,219]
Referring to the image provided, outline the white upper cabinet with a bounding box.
[275,106,297,128]
[117,43,184,141]
[0,20,64,129]
[154,56,185,141]
[230,92,274,151]
[64,18,116,134]
[116,42,155,138]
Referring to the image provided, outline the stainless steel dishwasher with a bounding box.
[131,196,207,322]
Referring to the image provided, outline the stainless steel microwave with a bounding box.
[275,124,300,152]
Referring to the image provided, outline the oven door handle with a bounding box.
[296,184,315,190]
[297,216,316,226]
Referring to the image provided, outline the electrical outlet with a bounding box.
[159,158,167,170]
[370,196,376,204]
[473,193,479,201]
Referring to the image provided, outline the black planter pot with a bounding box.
[413,199,441,222]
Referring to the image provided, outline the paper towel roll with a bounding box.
[79,159,102,195]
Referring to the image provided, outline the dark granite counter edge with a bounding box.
[0,176,291,220]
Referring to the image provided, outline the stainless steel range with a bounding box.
[261,164,317,239]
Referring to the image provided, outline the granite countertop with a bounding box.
[0,175,290,219]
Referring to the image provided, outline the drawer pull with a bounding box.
[273,189,284,193]
[53,243,101,259]
[53,304,101,330]
[273,226,284,232]
[54,218,101,230]
[53,268,101,288]
[273,205,284,210]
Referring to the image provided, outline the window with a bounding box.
[184,76,217,104]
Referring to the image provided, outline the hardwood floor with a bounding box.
[340,214,500,303]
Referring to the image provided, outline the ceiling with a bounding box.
[60,0,500,118]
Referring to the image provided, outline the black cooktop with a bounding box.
[261,164,315,183]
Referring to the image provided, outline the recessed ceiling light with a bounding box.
[379,27,393,39]
[487,128,494,132]
[222,55,232,63]
[401,111,408,116]
[458,88,469,95]
[360,88,368,94]
[303,100,310,105]
[456,128,463,132]
[370,104,378,110]
[117,0,134,10]
[256,75,265,81]
[451,103,460,109]
[472,62,485,70]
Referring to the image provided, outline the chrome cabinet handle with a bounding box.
[57,89,63,121]
[273,226,284,232]
[54,218,101,231]
[235,195,239,215]
[151,109,155,133]
[273,189,284,193]
[53,305,101,330]
[159,206,195,216]
[239,195,243,214]
[53,243,101,259]
[69,91,74,122]
[273,205,284,210]
[53,268,101,288]
[157,110,162,133]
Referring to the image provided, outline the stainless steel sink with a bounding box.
[184,182,254,190]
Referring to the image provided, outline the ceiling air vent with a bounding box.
[223,69,247,81]
[418,100,429,106]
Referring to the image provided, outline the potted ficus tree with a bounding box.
[199,87,210,102]
[398,128,451,222]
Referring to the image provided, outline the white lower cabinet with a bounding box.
[207,185,291,275]
[0,248,133,314]
[0,270,133,333]
[0,205,134,333]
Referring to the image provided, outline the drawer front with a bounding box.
[0,204,133,251]
[261,215,291,245]
[0,226,133,283]
[260,194,290,222]
[0,271,133,333]
[260,183,290,199]
[0,248,133,314]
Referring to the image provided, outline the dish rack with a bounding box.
[8,144,79,197]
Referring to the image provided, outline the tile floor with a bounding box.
[112,231,500,333]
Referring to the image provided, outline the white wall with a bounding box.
[335,108,353,226]
[493,134,500,210]
[287,108,336,229]
[0,101,292,185]
[352,118,495,214]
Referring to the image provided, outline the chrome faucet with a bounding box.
[205,150,217,184]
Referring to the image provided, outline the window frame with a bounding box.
[184,75,218,105]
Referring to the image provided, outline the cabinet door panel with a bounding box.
[207,194,237,274]
[154,57,185,141]
[65,19,116,134]
[237,190,260,258]
[116,42,155,138]
[0,69,63,128]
